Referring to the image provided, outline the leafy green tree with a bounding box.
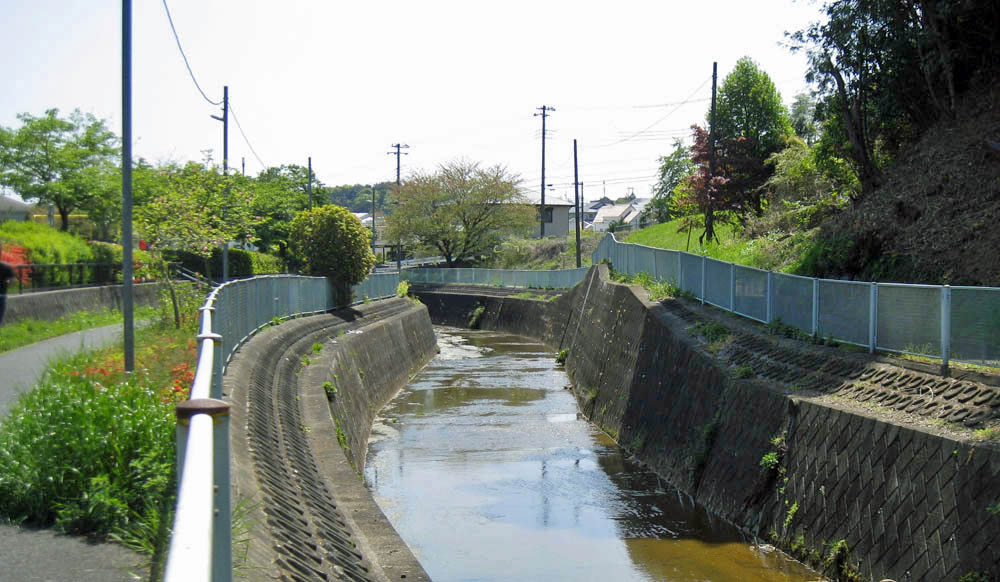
[789,0,999,197]
[789,93,819,145]
[0,109,118,230]
[287,205,375,305]
[712,57,793,215]
[645,140,694,224]
[136,162,258,326]
[385,160,535,267]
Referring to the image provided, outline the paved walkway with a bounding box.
[0,324,148,581]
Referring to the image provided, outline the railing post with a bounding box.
[869,282,878,354]
[812,278,819,337]
[729,263,735,311]
[941,285,951,375]
[700,255,706,305]
[766,271,773,323]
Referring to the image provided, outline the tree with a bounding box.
[287,205,375,305]
[645,140,694,224]
[789,93,819,145]
[135,162,258,326]
[788,0,1000,197]
[0,109,118,230]
[385,160,535,268]
[681,125,730,244]
[712,57,793,215]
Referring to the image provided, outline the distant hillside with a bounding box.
[807,86,1000,286]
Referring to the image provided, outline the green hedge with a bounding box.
[0,221,93,266]
[164,248,286,279]
[88,241,156,281]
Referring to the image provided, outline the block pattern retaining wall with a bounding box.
[226,298,435,582]
[414,266,1000,581]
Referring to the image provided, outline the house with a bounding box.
[0,196,32,222]
[591,203,635,232]
[535,200,574,238]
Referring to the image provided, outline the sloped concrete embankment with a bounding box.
[413,266,1000,581]
[226,298,436,582]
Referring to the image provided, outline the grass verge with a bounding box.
[0,306,158,353]
[0,315,197,576]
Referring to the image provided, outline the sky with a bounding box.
[0,0,825,205]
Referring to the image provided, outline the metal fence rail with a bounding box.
[164,271,399,582]
[401,266,589,289]
[592,233,1000,370]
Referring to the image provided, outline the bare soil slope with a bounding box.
[818,86,1000,285]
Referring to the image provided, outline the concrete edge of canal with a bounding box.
[414,265,1000,582]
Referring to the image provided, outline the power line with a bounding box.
[160,0,222,106]
[593,76,712,148]
[228,101,267,169]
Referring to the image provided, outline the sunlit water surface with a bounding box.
[365,328,818,582]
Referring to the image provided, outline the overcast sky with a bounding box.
[1,0,825,204]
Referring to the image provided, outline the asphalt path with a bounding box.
[0,324,148,581]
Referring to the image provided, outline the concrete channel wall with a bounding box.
[5,282,161,323]
[226,298,436,582]
[414,265,1000,582]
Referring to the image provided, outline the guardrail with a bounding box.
[592,233,1000,371]
[164,272,400,582]
[401,266,589,289]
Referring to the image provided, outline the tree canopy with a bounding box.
[287,205,375,304]
[386,160,534,267]
[0,109,118,230]
[645,140,694,224]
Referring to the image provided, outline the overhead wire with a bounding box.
[160,0,222,107]
[593,76,712,148]
[228,101,267,169]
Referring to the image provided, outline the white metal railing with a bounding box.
[592,233,1000,371]
[164,272,399,582]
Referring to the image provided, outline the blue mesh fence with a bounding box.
[590,233,1000,369]
[400,267,588,289]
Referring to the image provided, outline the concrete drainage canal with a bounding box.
[365,327,820,581]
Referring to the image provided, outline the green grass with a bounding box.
[624,216,818,273]
[0,316,197,573]
[0,306,158,353]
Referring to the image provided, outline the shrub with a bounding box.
[288,206,375,304]
[0,221,93,266]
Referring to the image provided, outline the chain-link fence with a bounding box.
[593,233,1000,370]
[401,266,588,289]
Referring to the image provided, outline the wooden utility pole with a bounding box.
[388,144,409,270]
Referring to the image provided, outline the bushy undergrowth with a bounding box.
[0,318,196,562]
[0,221,93,265]
[0,305,158,353]
[489,232,601,270]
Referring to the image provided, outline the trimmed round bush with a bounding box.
[288,205,375,302]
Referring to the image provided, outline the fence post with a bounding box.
[729,263,735,312]
[700,255,706,304]
[766,271,773,323]
[869,282,878,354]
[812,279,819,337]
[941,285,951,375]
[677,252,682,288]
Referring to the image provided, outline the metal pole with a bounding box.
[121,0,135,372]
[573,139,581,268]
[941,285,951,375]
[371,187,377,256]
[307,156,313,210]
[221,86,229,282]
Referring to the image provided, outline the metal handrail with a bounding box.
[164,271,402,582]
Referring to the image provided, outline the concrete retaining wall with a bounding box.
[5,282,161,323]
[226,298,436,582]
[414,266,1000,581]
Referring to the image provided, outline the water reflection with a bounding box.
[365,328,817,582]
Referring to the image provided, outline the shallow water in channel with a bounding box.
[365,328,818,582]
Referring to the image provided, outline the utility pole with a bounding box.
[535,105,554,238]
[307,157,313,210]
[573,139,581,268]
[388,143,409,270]
[241,157,245,176]
[371,186,377,256]
[706,61,718,243]
[211,86,229,281]
[121,0,134,372]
